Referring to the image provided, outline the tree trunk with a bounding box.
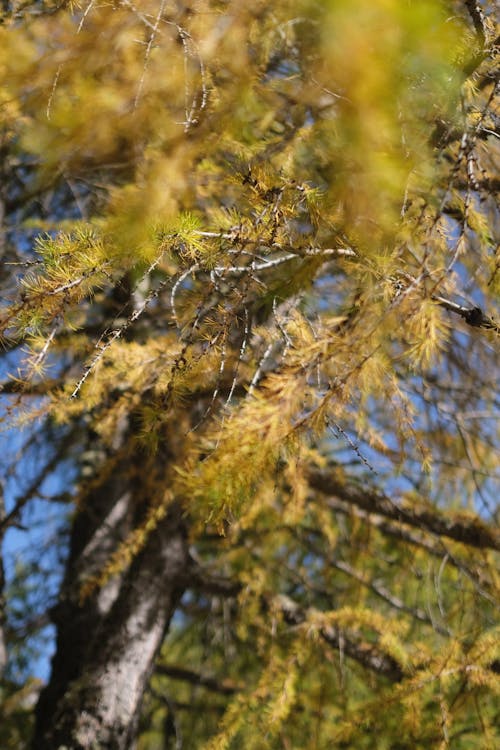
[0,489,7,677]
[33,439,189,750]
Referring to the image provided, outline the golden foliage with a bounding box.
[1,0,499,747]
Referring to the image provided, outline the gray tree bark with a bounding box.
[33,438,189,750]
[0,488,7,677]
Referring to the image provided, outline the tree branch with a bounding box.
[187,561,242,597]
[464,0,487,45]
[155,664,241,695]
[0,377,64,395]
[274,594,405,682]
[433,296,500,333]
[308,470,500,551]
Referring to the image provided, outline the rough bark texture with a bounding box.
[0,488,7,677]
[33,439,189,750]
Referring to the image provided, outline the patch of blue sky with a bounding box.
[0,373,75,682]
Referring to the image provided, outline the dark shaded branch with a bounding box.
[0,377,64,395]
[6,611,51,642]
[308,470,500,551]
[186,563,420,676]
[434,296,500,333]
[155,664,241,696]
[274,595,405,682]
[187,562,241,597]
[464,0,487,45]
[275,594,500,684]
[148,685,226,714]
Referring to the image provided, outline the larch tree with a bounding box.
[0,0,499,748]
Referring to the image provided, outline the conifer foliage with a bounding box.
[0,1,499,748]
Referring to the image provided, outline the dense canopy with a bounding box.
[0,1,499,748]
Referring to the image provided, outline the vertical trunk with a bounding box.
[33,441,189,750]
[0,490,7,677]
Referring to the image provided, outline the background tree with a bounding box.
[0,1,499,748]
